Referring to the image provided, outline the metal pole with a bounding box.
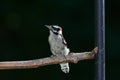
[95,0,105,80]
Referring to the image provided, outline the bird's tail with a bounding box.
[60,63,70,73]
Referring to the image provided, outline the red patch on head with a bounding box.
[60,27,62,30]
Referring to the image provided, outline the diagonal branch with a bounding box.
[0,47,98,70]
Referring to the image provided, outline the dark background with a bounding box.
[0,0,119,80]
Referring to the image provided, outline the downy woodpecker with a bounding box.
[45,25,70,73]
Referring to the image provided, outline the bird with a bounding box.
[45,25,70,73]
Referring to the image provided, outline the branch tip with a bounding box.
[93,47,98,54]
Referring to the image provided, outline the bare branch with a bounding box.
[0,47,98,70]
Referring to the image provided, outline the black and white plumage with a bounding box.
[45,25,70,73]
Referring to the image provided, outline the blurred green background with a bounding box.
[0,0,119,80]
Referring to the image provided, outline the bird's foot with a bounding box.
[50,55,56,57]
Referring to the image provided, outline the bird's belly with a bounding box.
[49,40,64,56]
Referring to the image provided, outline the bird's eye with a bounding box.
[56,28,60,31]
[52,26,60,31]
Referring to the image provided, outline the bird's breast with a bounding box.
[48,35,64,55]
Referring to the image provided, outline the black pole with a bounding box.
[95,0,105,80]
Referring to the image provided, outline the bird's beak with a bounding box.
[45,25,52,30]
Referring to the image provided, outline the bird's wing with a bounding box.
[60,34,67,45]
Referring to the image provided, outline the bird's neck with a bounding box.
[50,30,62,36]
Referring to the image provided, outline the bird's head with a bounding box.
[45,25,62,35]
